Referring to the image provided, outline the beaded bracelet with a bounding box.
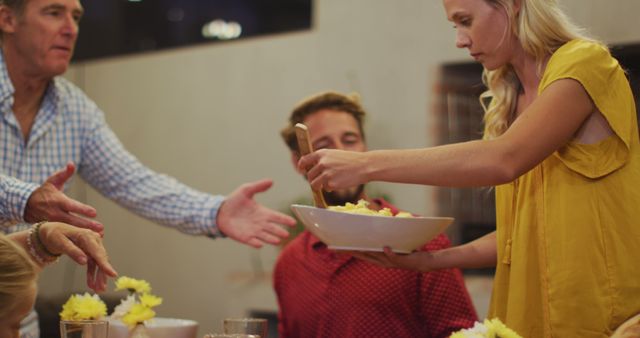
[26,222,60,265]
[26,225,46,265]
[33,221,62,259]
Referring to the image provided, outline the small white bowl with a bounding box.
[291,204,453,253]
[108,318,198,338]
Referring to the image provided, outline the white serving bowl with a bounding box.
[291,204,454,253]
[108,318,198,338]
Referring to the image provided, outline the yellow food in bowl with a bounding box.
[328,199,413,217]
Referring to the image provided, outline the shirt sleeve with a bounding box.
[541,40,636,178]
[419,234,478,338]
[76,103,225,237]
[0,173,38,223]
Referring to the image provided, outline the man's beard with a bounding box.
[322,185,365,206]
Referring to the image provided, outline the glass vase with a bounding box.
[60,320,109,338]
[129,323,150,338]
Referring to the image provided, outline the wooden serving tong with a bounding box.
[295,123,328,208]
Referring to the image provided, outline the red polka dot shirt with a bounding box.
[274,199,478,338]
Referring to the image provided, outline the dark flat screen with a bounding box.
[73,0,312,62]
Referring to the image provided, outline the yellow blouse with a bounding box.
[489,40,640,337]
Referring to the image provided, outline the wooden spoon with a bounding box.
[295,123,328,208]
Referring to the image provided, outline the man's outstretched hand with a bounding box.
[217,179,296,248]
[24,162,103,233]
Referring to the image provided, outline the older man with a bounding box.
[0,1,295,336]
[0,0,295,246]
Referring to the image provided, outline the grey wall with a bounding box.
[38,1,640,336]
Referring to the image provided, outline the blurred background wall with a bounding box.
[36,0,640,336]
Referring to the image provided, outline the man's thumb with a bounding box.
[242,179,274,197]
[46,162,76,190]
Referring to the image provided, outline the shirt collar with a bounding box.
[0,50,16,106]
[0,50,61,113]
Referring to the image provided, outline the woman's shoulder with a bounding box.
[555,39,608,54]
[548,39,613,70]
[541,39,619,91]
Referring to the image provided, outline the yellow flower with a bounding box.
[110,276,162,329]
[59,293,107,320]
[122,303,156,328]
[449,318,522,338]
[486,318,522,338]
[60,295,78,320]
[115,276,151,294]
[140,293,163,308]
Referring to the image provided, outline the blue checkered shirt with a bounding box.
[0,51,224,236]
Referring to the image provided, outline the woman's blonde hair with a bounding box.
[480,0,592,139]
[0,234,38,318]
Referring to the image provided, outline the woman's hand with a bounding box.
[298,149,371,191]
[38,222,117,292]
[348,232,498,272]
[349,247,437,272]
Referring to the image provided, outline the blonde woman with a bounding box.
[0,222,117,337]
[0,235,37,338]
[298,0,640,336]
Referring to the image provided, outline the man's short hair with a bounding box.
[281,91,367,154]
[0,0,27,41]
[0,0,26,14]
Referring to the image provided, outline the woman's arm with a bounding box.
[302,79,595,190]
[352,231,497,272]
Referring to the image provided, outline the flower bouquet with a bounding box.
[61,276,197,338]
[450,318,523,338]
[109,276,163,338]
[108,276,198,338]
[59,293,109,338]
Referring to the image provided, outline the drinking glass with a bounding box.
[60,320,109,338]
[223,318,268,338]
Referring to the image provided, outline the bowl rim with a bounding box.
[108,317,198,328]
[290,203,454,221]
[290,203,454,253]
